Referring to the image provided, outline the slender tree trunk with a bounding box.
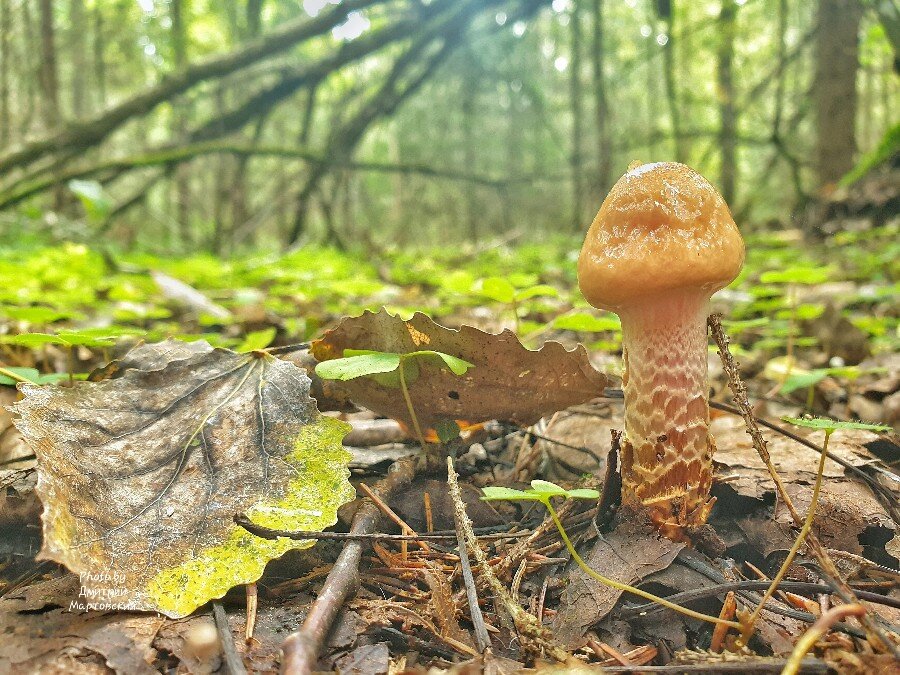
[814,0,863,188]
[171,0,192,247]
[69,0,88,118]
[656,0,685,162]
[38,0,61,129]
[569,0,584,229]
[227,0,266,251]
[93,4,106,108]
[38,0,66,210]
[246,0,264,37]
[717,0,737,204]
[0,0,11,147]
[461,49,478,240]
[590,0,611,193]
[644,5,659,159]
[20,0,38,138]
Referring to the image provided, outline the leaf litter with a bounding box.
[1,310,898,672]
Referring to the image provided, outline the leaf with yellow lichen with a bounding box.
[12,340,354,618]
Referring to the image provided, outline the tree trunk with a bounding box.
[814,0,863,188]
[69,0,88,118]
[656,0,685,162]
[171,0,192,247]
[590,0,611,194]
[462,49,478,240]
[0,0,10,147]
[93,5,106,107]
[21,0,38,138]
[38,0,61,129]
[717,0,737,205]
[569,0,584,229]
[227,0,266,251]
[246,0,264,38]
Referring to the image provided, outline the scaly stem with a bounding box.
[544,500,742,630]
[740,430,832,644]
[398,355,427,451]
[618,292,713,528]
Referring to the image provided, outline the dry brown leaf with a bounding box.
[311,309,609,429]
[552,519,684,646]
[13,339,354,618]
[711,416,898,559]
[0,575,163,674]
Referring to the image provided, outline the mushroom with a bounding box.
[578,161,744,538]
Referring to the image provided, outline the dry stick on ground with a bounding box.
[452,490,491,653]
[708,314,900,657]
[234,516,529,543]
[280,454,423,674]
[245,584,258,643]
[213,602,248,675]
[446,456,570,663]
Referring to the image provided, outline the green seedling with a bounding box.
[315,348,474,450]
[781,366,887,411]
[481,480,743,632]
[0,367,81,386]
[739,416,892,646]
[236,327,277,353]
[476,277,558,332]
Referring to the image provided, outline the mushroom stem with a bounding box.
[617,292,713,532]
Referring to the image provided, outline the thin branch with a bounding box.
[0,0,382,175]
[279,454,423,674]
[212,602,248,675]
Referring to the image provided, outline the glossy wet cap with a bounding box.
[578,162,744,311]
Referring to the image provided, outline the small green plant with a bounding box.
[315,348,474,450]
[738,416,892,645]
[780,366,886,411]
[481,480,743,631]
[475,277,558,332]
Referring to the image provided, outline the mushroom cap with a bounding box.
[578,162,745,311]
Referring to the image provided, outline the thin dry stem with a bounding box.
[708,314,899,657]
[446,456,569,663]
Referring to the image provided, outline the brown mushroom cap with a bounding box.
[578,162,745,311]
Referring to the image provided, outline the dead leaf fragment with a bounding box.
[312,309,609,429]
[552,519,684,646]
[0,575,163,674]
[13,340,355,618]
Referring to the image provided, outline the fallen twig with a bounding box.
[280,454,422,674]
[447,456,569,663]
[234,516,529,543]
[213,602,248,675]
[453,487,491,653]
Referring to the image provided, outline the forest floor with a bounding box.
[0,217,897,673]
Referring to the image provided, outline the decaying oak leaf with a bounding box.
[12,340,354,618]
[552,518,684,646]
[311,309,609,429]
